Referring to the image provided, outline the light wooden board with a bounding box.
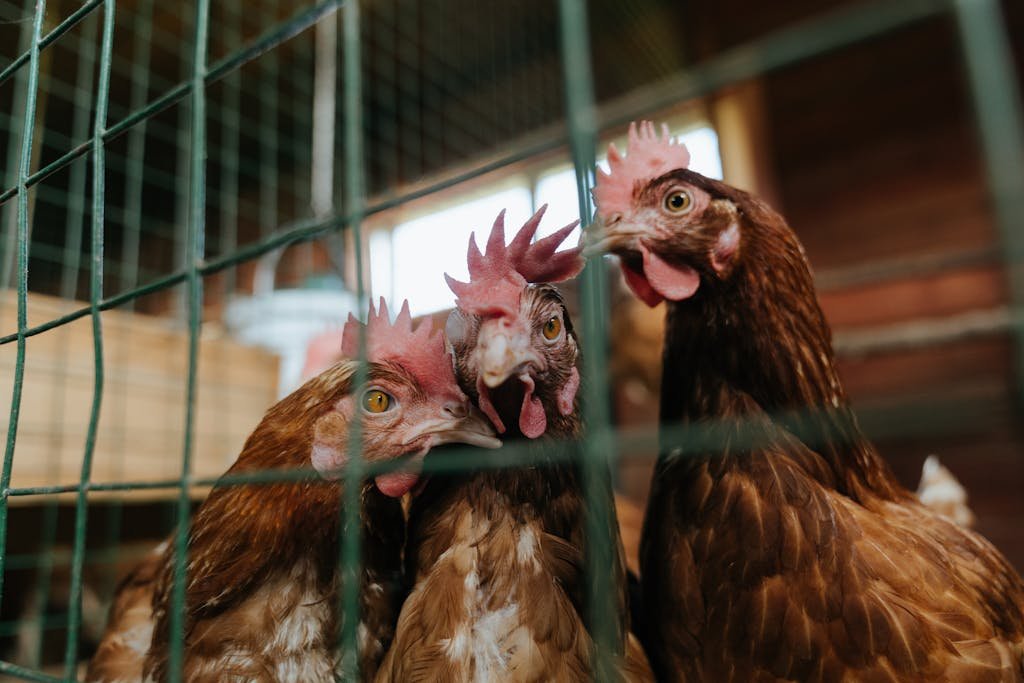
[0,291,279,503]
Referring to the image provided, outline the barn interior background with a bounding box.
[0,0,1022,678]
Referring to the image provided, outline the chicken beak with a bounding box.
[476,319,543,389]
[406,405,502,450]
[581,214,607,255]
[582,214,642,256]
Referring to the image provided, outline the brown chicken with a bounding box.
[87,300,499,682]
[376,208,652,682]
[587,122,1024,681]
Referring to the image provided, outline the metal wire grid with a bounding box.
[0,0,1020,680]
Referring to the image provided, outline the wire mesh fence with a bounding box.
[0,0,1022,680]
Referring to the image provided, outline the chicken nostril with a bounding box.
[444,401,468,419]
[606,212,623,226]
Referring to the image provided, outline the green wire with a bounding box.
[952,0,1024,407]
[62,0,116,675]
[340,1,367,678]
[168,0,210,678]
[30,9,99,670]
[0,8,34,293]
[0,0,47,621]
[0,0,1020,679]
[557,0,619,678]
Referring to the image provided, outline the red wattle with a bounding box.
[518,373,547,439]
[621,262,664,307]
[375,472,419,497]
[641,243,700,301]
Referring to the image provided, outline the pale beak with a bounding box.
[582,214,643,256]
[404,405,502,451]
[476,319,544,389]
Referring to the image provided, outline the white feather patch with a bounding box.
[516,528,540,573]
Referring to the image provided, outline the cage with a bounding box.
[0,0,1022,679]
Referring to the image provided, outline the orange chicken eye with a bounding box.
[664,189,692,214]
[542,316,562,340]
[362,389,392,414]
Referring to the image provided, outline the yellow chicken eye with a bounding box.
[542,316,562,340]
[362,389,392,414]
[664,190,692,214]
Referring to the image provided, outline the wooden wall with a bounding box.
[614,2,1024,570]
[764,11,1023,568]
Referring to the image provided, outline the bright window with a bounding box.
[534,167,583,242]
[372,124,722,316]
[373,186,533,316]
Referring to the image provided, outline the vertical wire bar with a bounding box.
[293,37,314,275]
[259,4,280,250]
[952,0,1024,408]
[63,0,115,674]
[340,0,366,678]
[212,2,242,474]
[0,0,47,618]
[172,6,197,322]
[218,3,241,294]
[101,0,156,613]
[32,12,99,667]
[168,0,210,677]
[119,0,154,299]
[1,14,35,292]
[557,0,617,678]
[311,5,337,282]
[312,13,337,220]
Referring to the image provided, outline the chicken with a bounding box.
[376,207,652,682]
[917,455,976,528]
[87,299,499,683]
[586,121,1024,681]
[85,540,166,682]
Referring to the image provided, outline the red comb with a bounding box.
[445,205,584,317]
[592,121,691,216]
[342,297,459,398]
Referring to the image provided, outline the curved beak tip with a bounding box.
[478,435,503,449]
[482,370,512,389]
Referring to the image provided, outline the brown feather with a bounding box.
[89,362,408,682]
[594,166,1024,681]
[378,286,653,682]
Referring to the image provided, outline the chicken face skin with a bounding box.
[446,284,580,440]
[311,363,499,497]
[588,169,745,306]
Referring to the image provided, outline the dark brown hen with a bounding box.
[587,121,1024,681]
[87,300,499,683]
[377,208,652,682]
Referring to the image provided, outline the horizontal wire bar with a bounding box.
[0,140,92,205]
[3,544,151,571]
[0,0,943,210]
[0,0,104,88]
[205,0,340,83]
[1,398,964,500]
[0,0,342,207]
[599,0,952,132]
[0,660,64,683]
[101,81,190,141]
[0,0,950,256]
[0,135,566,345]
[0,612,74,637]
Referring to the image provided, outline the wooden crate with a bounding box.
[0,291,279,502]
